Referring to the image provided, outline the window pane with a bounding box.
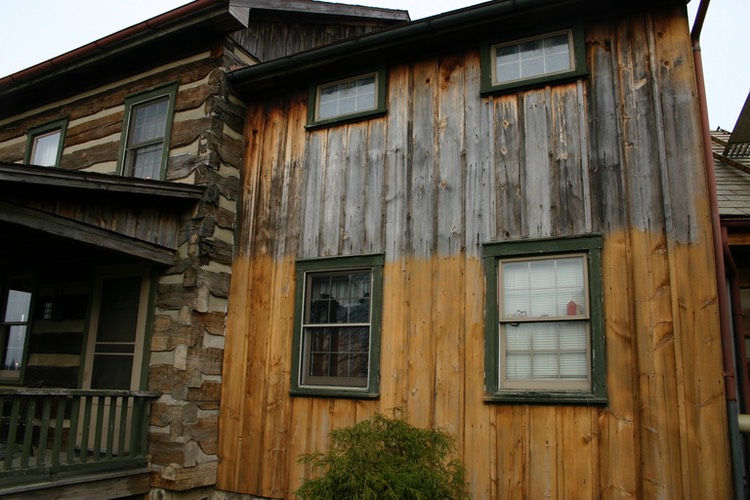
[304,326,369,386]
[501,256,585,319]
[2,279,33,373]
[130,143,164,180]
[494,32,572,84]
[129,97,168,145]
[502,321,588,382]
[317,74,377,120]
[30,129,61,167]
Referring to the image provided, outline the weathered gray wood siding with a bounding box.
[232,19,401,62]
[221,4,730,499]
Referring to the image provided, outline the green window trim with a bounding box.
[24,118,68,167]
[117,82,178,180]
[306,68,387,129]
[291,254,384,398]
[483,235,606,405]
[480,24,587,95]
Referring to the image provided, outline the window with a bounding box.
[118,83,177,180]
[0,276,34,381]
[291,254,384,397]
[483,235,605,404]
[481,26,587,94]
[25,118,67,167]
[307,70,387,128]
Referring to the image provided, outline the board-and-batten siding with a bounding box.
[220,6,730,499]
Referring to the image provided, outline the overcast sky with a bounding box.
[0,0,747,129]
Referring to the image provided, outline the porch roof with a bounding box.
[0,162,205,265]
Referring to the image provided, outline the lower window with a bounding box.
[291,254,383,397]
[483,235,606,404]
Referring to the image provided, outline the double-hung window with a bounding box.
[483,235,605,404]
[481,26,587,94]
[307,70,387,128]
[25,118,67,167]
[0,276,34,382]
[291,254,383,397]
[119,83,177,180]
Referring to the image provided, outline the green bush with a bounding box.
[295,408,470,500]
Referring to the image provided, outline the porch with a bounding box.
[0,387,159,497]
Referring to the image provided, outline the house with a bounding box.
[0,1,407,498]
[711,91,750,491]
[220,0,735,498]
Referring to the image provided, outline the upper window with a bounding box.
[118,83,178,180]
[291,254,384,397]
[25,118,67,167]
[481,26,587,94]
[307,70,387,128]
[483,235,605,404]
[0,276,34,382]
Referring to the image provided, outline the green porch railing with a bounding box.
[0,388,160,486]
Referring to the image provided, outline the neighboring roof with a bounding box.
[724,92,750,159]
[712,129,750,218]
[227,0,687,96]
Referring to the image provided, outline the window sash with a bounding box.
[315,73,378,122]
[497,253,590,391]
[299,268,373,389]
[0,278,34,380]
[492,30,574,85]
[30,129,63,167]
[120,85,176,180]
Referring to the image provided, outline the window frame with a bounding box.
[291,254,384,398]
[306,68,387,129]
[483,235,606,404]
[24,118,68,167]
[480,24,587,95]
[117,82,178,180]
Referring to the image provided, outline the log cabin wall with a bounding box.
[0,41,245,493]
[220,3,731,499]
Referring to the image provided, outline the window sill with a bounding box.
[484,391,607,406]
[290,388,380,400]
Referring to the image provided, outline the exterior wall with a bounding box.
[220,5,731,499]
[0,43,245,492]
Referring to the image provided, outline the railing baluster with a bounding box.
[80,396,92,464]
[93,396,105,461]
[35,396,52,467]
[105,395,117,459]
[117,396,130,456]
[66,396,80,465]
[52,396,66,467]
[20,397,36,469]
[129,397,145,458]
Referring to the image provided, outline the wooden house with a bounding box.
[711,92,750,492]
[0,0,407,498]
[220,0,735,498]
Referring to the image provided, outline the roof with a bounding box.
[712,129,750,218]
[724,92,750,159]
[0,0,408,119]
[227,0,688,96]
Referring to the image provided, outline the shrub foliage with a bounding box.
[295,408,470,500]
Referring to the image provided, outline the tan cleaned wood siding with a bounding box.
[220,5,730,499]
